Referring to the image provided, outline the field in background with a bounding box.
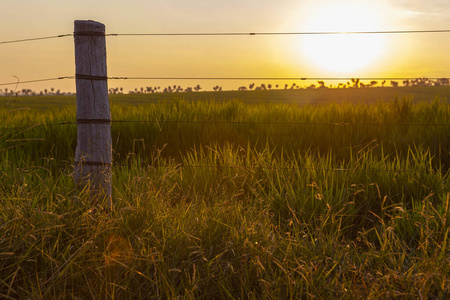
[0,88,449,298]
[1,85,450,110]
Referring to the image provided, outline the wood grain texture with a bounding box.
[74,20,112,203]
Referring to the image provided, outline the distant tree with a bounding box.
[391,81,399,87]
[370,80,378,87]
[381,80,386,87]
[415,77,429,86]
[268,84,272,90]
[249,83,255,90]
[194,84,202,92]
[436,78,449,86]
[403,80,410,87]
[275,84,279,89]
[284,84,288,89]
[351,78,360,88]
[317,81,325,88]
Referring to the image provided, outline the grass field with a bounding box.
[0,87,449,298]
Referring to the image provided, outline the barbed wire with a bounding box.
[0,34,72,45]
[105,76,449,81]
[0,77,73,87]
[105,29,450,36]
[110,120,450,127]
[1,118,450,133]
[3,29,450,45]
[1,75,449,87]
[0,162,435,175]
[140,163,433,174]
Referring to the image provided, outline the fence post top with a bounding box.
[74,20,105,33]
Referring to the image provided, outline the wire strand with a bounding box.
[1,119,450,133]
[2,29,450,45]
[0,77,73,87]
[106,76,448,81]
[110,120,450,127]
[0,163,434,174]
[0,34,72,45]
[106,29,450,36]
[1,76,447,87]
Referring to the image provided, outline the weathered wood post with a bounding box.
[73,20,112,207]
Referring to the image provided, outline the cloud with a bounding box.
[392,0,450,14]
[386,0,450,28]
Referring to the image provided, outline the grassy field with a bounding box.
[2,85,450,110]
[0,88,450,298]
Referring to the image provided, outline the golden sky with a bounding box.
[1,0,450,93]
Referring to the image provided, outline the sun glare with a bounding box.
[297,1,386,74]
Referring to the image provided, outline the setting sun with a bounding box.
[297,1,387,74]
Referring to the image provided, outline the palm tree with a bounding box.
[194,84,202,92]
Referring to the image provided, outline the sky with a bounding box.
[1,0,450,93]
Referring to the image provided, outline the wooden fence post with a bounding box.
[73,20,112,207]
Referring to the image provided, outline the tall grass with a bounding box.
[0,96,449,298]
[1,97,450,168]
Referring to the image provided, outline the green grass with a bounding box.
[0,90,450,298]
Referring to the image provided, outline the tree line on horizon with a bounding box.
[0,77,449,96]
